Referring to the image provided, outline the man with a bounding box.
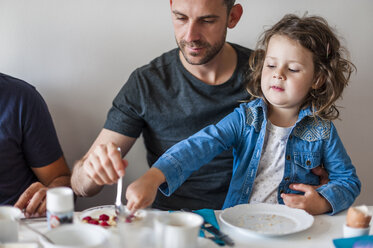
[71,0,328,210]
[72,0,249,210]
[0,73,71,217]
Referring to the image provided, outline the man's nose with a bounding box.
[184,22,200,42]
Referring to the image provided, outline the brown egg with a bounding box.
[346,205,372,228]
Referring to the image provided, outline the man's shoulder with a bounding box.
[0,73,37,98]
[229,43,253,58]
[135,48,179,75]
[116,48,179,100]
[122,48,180,92]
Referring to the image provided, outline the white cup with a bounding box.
[343,223,370,238]
[117,209,152,248]
[154,212,203,248]
[0,206,22,242]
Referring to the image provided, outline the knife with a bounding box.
[181,208,235,247]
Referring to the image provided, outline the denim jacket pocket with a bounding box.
[293,152,321,169]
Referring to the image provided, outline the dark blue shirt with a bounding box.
[0,73,63,205]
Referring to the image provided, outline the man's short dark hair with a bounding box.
[224,0,235,13]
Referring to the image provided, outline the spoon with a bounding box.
[115,147,125,216]
[114,147,137,222]
[115,176,125,216]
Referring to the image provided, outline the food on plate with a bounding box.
[80,205,146,228]
[346,205,372,228]
[118,212,142,223]
[82,214,117,227]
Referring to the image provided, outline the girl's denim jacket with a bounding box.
[154,98,361,215]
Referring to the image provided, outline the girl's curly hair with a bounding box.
[246,14,356,120]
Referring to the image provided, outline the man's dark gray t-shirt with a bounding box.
[104,43,252,210]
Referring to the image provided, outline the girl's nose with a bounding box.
[273,70,286,80]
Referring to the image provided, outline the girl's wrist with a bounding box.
[146,167,166,186]
[319,196,332,214]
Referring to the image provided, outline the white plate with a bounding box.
[219,203,314,237]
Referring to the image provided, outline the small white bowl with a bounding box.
[343,223,370,238]
[0,243,39,248]
[0,206,23,243]
[39,223,109,248]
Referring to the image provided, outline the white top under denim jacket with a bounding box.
[154,98,361,215]
[249,121,292,204]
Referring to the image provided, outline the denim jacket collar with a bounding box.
[248,98,312,127]
[247,98,330,142]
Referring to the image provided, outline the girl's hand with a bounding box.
[125,167,166,211]
[281,183,332,215]
[311,166,329,185]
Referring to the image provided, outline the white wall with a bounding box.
[0,0,372,210]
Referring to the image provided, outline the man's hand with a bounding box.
[126,168,166,211]
[71,129,136,197]
[281,183,332,215]
[14,182,48,218]
[14,156,71,218]
[82,142,128,185]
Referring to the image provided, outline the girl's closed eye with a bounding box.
[288,68,300,72]
[265,62,276,69]
[264,58,276,69]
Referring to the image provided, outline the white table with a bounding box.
[15,207,372,248]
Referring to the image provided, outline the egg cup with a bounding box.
[343,223,370,238]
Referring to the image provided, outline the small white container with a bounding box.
[0,206,22,243]
[343,223,370,238]
[47,187,74,229]
[154,212,203,248]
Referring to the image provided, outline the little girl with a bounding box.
[126,14,361,215]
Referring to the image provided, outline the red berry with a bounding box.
[99,214,109,221]
[88,219,99,225]
[82,216,92,221]
[125,218,132,223]
[100,221,110,226]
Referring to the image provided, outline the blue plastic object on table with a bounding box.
[333,235,373,248]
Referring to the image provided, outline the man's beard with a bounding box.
[177,30,227,65]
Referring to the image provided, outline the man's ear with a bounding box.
[227,4,243,29]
